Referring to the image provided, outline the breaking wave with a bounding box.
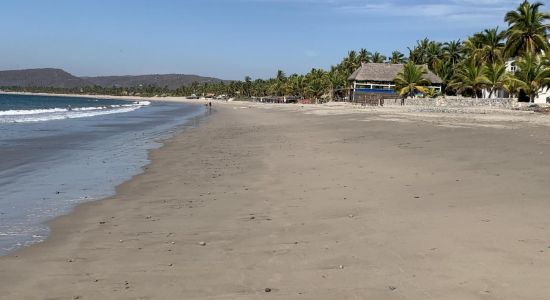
[0,101,151,123]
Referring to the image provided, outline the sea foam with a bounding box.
[0,101,150,123]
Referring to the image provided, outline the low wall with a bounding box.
[382,97,525,109]
[353,92,399,106]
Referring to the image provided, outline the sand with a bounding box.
[1,102,550,299]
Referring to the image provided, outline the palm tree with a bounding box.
[512,52,550,102]
[389,51,407,64]
[503,73,522,99]
[343,50,359,74]
[243,76,252,97]
[276,70,286,82]
[434,58,455,94]
[304,68,330,102]
[274,70,287,96]
[252,79,268,97]
[484,61,507,98]
[505,1,550,57]
[425,41,443,71]
[481,28,506,63]
[358,48,372,64]
[371,52,386,63]
[329,66,349,99]
[450,60,490,98]
[443,40,463,65]
[464,34,485,64]
[408,38,430,64]
[394,61,431,98]
[464,28,506,65]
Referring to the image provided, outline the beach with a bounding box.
[1,102,550,299]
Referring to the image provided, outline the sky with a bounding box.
[0,0,528,80]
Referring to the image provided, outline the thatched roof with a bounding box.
[348,63,442,84]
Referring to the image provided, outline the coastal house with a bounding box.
[348,63,442,104]
[482,35,550,103]
[481,59,550,103]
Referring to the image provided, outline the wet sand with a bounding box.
[1,103,550,299]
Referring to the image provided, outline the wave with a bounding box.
[0,101,151,123]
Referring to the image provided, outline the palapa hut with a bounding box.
[348,63,442,103]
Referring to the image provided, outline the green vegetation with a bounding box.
[394,62,431,98]
[505,1,550,57]
[449,60,490,98]
[2,1,550,103]
[511,52,550,102]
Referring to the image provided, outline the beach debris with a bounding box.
[348,214,354,218]
[119,239,124,243]
[99,221,106,224]
[388,286,397,291]
[145,215,152,219]
[414,196,420,199]
[338,265,344,269]
[250,216,255,220]
[67,258,73,263]
[264,288,272,293]
[199,241,207,246]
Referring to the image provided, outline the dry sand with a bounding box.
[1,102,550,299]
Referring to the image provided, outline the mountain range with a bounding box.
[0,68,226,89]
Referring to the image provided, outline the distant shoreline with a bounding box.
[0,91,209,104]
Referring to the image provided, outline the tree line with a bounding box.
[2,1,549,103]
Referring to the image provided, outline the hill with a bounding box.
[0,68,226,89]
[0,68,90,88]
[84,74,225,89]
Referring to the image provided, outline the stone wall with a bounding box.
[382,97,526,109]
[353,92,399,106]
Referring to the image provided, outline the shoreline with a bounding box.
[0,90,212,104]
[0,99,209,256]
[1,98,550,298]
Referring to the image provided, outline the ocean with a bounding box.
[0,93,206,255]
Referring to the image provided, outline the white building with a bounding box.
[484,37,550,104]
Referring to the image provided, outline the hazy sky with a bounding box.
[0,0,525,79]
